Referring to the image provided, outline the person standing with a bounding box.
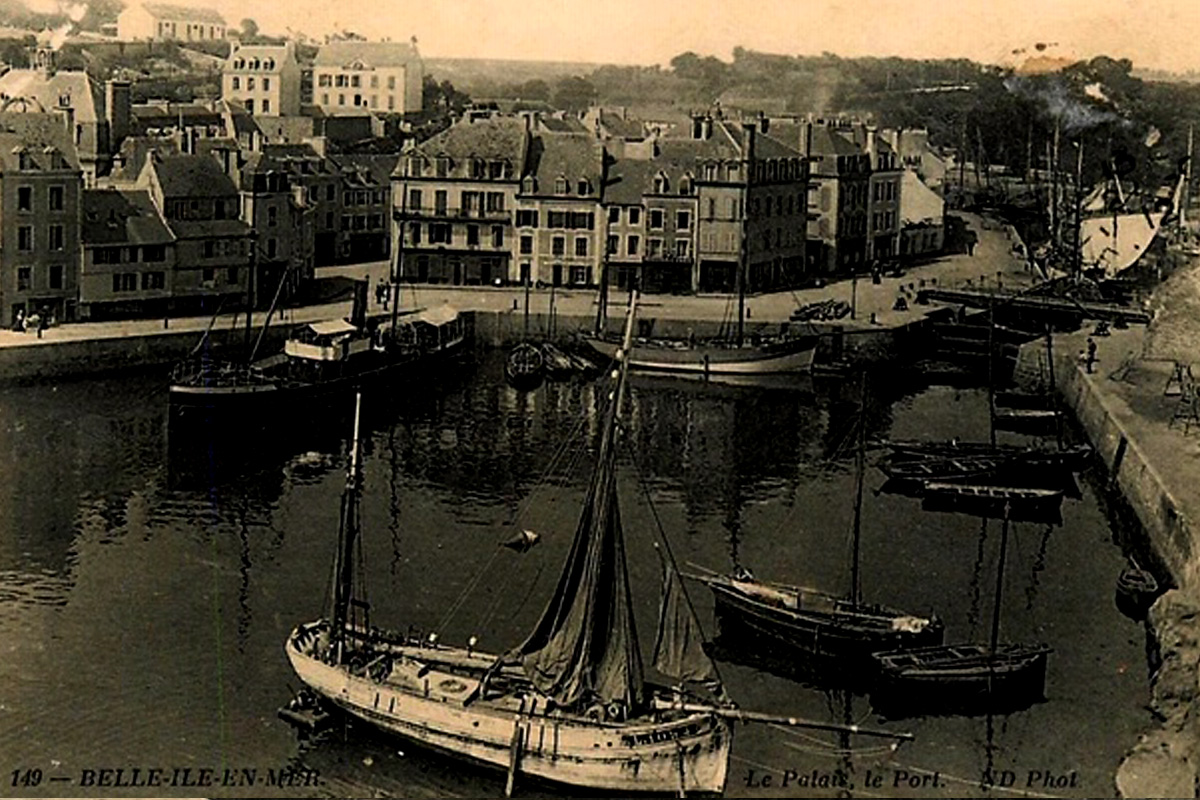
[1086,337,1097,373]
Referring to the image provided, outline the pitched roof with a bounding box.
[808,126,864,158]
[0,69,104,125]
[82,189,174,246]
[148,153,238,198]
[226,43,296,69]
[140,3,226,24]
[524,132,603,196]
[538,116,586,134]
[168,218,251,239]
[0,114,81,171]
[596,110,645,140]
[412,116,527,164]
[331,153,399,185]
[314,41,420,68]
[754,132,802,160]
[113,134,181,180]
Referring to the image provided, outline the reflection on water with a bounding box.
[0,355,1151,798]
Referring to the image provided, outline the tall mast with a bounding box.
[849,372,866,608]
[595,223,610,335]
[736,184,747,346]
[1074,137,1084,274]
[987,299,996,448]
[1052,121,1061,253]
[989,506,1012,656]
[1184,124,1194,232]
[1047,324,1061,450]
[330,392,364,664]
[390,179,407,335]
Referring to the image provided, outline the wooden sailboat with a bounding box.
[690,376,943,677]
[505,276,544,386]
[285,293,909,795]
[871,508,1051,716]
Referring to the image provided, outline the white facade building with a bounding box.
[117,2,227,42]
[312,41,423,115]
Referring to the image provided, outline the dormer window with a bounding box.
[653,172,668,194]
[436,156,450,178]
[488,160,504,180]
[703,162,716,181]
[408,156,423,176]
[679,174,693,195]
[577,179,590,196]
[471,158,485,179]
[522,175,537,193]
[554,175,568,194]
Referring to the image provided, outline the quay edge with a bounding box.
[1042,340,1200,798]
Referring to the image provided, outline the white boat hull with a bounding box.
[587,337,816,375]
[286,626,730,795]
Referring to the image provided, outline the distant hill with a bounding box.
[1134,67,1200,84]
[425,57,607,92]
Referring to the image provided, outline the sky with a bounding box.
[203,0,1199,74]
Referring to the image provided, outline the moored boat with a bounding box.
[586,333,817,375]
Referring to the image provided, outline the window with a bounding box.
[247,77,255,90]
[608,207,619,224]
[227,266,239,284]
[519,235,533,255]
[388,95,394,110]
[49,225,63,251]
[607,235,618,255]
[267,206,278,227]
[410,223,421,245]
[675,240,689,258]
[338,94,345,106]
[552,236,565,256]
[627,235,639,255]
[17,186,31,211]
[648,209,664,230]
[321,93,329,105]
[370,95,377,109]
[262,99,270,113]
[318,74,331,87]
[516,209,538,227]
[486,192,505,212]
[574,237,588,257]
[409,189,422,210]
[554,177,568,194]
[429,223,451,244]
[343,191,353,206]
[17,226,32,251]
[434,190,447,214]
[466,225,479,246]
[547,211,566,229]
[263,78,270,90]
[201,267,215,285]
[49,186,63,211]
[676,211,691,231]
[628,207,641,225]
[203,240,215,258]
[387,76,396,89]
[371,76,379,88]
[341,215,351,231]
[17,267,30,291]
[232,76,240,90]
[351,75,360,88]
[245,98,254,114]
[143,245,165,262]
[647,238,662,258]
[140,271,164,290]
[335,75,347,88]
[491,226,504,248]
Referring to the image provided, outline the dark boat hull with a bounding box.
[586,335,817,375]
[708,583,943,676]
[871,643,1050,716]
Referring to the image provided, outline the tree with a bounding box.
[517,79,550,102]
[552,75,596,113]
[240,18,258,39]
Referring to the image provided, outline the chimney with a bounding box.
[757,111,769,135]
[105,80,132,151]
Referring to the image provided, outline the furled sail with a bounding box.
[652,547,716,685]
[510,300,644,714]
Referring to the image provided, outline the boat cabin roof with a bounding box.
[307,318,359,337]
[414,306,459,326]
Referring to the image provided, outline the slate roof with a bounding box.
[82,189,174,246]
[596,110,645,140]
[807,125,865,157]
[523,132,603,196]
[538,116,587,134]
[314,41,420,68]
[141,3,226,24]
[411,116,527,164]
[331,153,398,185]
[0,69,104,125]
[0,117,80,172]
[131,102,224,132]
[149,153,238,198]
[113,134,181,180]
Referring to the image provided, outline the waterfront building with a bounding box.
[137,152,252,315]
[803,123,871,274]
[899,169,946,257]
[313,40,424,116]
[78,188,176,320]
[223,42,303,117]
[117,2,227,42]
[863,131,902,262]
[516,131,605,288]
[0,120,83,327]
[393,116,525,285]
[329,154,396,264]
[238,147,319,302]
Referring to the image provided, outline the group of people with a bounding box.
[374,279,391,310]
[11,307,52,337]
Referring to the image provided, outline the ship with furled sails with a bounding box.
[284,293,911,796]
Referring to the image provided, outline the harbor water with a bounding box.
[0,351,1150,798]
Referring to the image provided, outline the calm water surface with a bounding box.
[0,352,1150,798]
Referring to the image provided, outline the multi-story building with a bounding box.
[238,148,318,303]
[899,169,945,257]
[863,131,901,262]
[393,117,525,285]
[601,159,648,291]
[223,42,302,117]
[803,124,870,274]
[516,132,604,287]
[79,188,176,320]
[330,154,395,263]
[117,2,227,41]
[0,123,83,327]
[313,41,423,116]
[137,152,252,314]
[0,48,133,185]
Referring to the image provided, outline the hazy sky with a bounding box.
[207,0,1198,73]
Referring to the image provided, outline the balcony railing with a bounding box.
[395,206,511,222]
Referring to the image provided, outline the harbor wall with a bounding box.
[0,324,288,382]
[1052,347,1200,798]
